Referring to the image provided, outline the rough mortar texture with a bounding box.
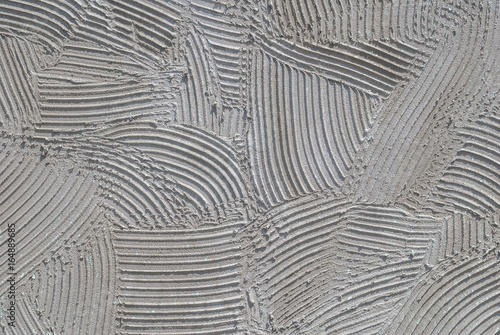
[0,0,499,334]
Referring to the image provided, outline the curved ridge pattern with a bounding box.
[428,212,500,265]
[243,199,441,334]
[257,36,427,98]
[179,29,222,135]
[428,115,500,217]
[15,227,116,335]
[350,0,499,207]
[248,49,380,208]
[0,35,41,132]
[0,0,499,333]
[386,250,500,335]
[35,40,182,136]
[259,0,442,46]
[0,138,101,292]
[179,1,250,139]
[97,123,250,225]
[189,1,249,108]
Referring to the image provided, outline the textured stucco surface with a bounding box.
[0,0,499,334]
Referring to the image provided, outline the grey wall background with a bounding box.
[0,0,499,334]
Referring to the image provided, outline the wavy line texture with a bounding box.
[11,226,116,335]
[179,0,250,139]
[0,0,184,137]
[0,35,41,132]
[427,115,500,217]
[0,138,101,293]
[34,40,182,136]
[248,48,380,208]
[385,249,500,335]
[242,198,441,334]
[189,1,248,108]
[179,29,222,135]
[349,0,499,206]
[0,0,499,333]
[257,36,428,98]
[0,0,79,52]
[0,0,183,68]
[426,212,500,268]
[259,0,441,46]
[96,123,251,226]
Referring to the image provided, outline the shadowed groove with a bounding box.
[386,252,500,335]
[113,223,245,334]
[258,0,440,52]
[14,227,117,335]
[0,35,40,132]
[248,49,379,208]
[351,0,497,209]
[0,140,103,296]
[429,116,500,217]
[98,123,249,224]
[179,29,219,133]
[243,198,440,334]
[0,0,498,333]
[35,40,181,136]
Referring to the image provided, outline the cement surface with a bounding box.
[0,0,499,334]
